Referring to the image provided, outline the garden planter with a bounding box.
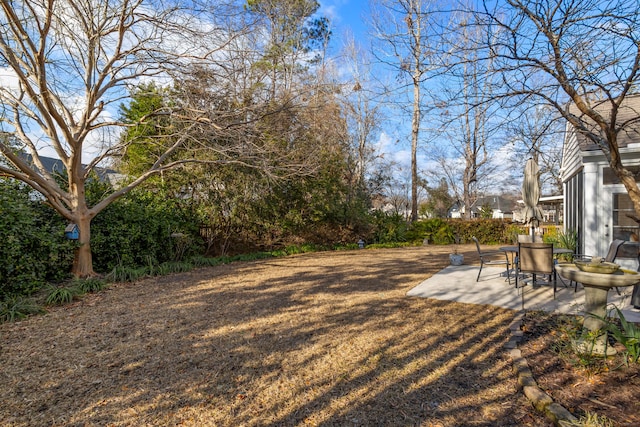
[449,253,464,266]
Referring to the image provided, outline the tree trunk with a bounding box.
[72,215,95,278]
[411,76,420,223]
[463,183,472,220]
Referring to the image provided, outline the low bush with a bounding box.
[74,278,108,293]
[45,285,77,306]
[406,218,511,245]
[0,295,44,322]
[368,211,408,244]
[591,306,640,365]
[406,218,453,244]
[105,265,148,283]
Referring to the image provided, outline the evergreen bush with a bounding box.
[369,211,407,244]
[406,218,512,245]
[0,179,75,298]
[89,185,202,273]
[0,295,44,322]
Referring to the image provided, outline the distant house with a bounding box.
[513,195,563,224]
[472,195,516,219]
[16,152,124,187]
[448,201,463,219]
[560,94,640,269]
[450,195,516,220]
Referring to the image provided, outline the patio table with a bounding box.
[554,263,640,356]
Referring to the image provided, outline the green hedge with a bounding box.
[368,211,407,244]
[406,218,514,245]
[0,179,75,297]
[89,186,202,273]
[0,178,203,299]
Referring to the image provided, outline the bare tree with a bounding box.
[504,105,565,194]
[338,35,384,190]
[370,0,444,222]
[384,167,412,219]
[476,0,640,211]
[0,0,301,277]
[437,13,504,219]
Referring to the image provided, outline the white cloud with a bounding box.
[0,68,20,90]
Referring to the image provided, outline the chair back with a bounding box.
[518,234,542,243]
[604,239,625,263]
[518,242,554,274]
[472,236,481,253]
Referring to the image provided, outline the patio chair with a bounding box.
[472,236,511,284]
[603,239,625,295]
[515,242,555,310]
[517,234,542,243]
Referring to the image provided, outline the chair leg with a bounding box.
[504,253,512,285]
[476,262,483,282]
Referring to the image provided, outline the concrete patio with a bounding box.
[408,264,640,323]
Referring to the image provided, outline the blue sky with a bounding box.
[318,0,526,196]
[318,0,451,193]
[320,0,370,43]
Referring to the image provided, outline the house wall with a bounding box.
[492,210,513,220]
[572,147,640,270]
[561,125,586,254]
[561,96,640,270]
[560,122,583,180]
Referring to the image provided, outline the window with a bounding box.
[613,193,640,258]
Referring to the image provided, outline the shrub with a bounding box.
[406,218,511,245]
[105,265,149,283]
[74,278,107,293]
[454,219,510,244]
[590,306,640,365]
[406,218,454,244]
[156,261,193,274]
[0,295,44,323]
[45,285,77,305]
[0,178,74,298]
[544,228,577,261]
[369,211,408,244]
[89,186,202,273]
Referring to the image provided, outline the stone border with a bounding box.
[506,311,579,426]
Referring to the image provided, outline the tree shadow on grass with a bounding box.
[0,245,549,426]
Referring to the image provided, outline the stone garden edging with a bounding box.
[506,312,579,427]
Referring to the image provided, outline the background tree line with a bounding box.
[2,0,640,295]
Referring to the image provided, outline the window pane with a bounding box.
[613,193,640,258]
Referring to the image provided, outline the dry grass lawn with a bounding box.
[2,245,556,426]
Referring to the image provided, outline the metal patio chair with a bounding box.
[515,242,555,310]
[472,236,511,285]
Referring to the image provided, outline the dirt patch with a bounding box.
[519,311,640,426]
[1,244,631,426]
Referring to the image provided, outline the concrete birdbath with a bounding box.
[554,263,640,356]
